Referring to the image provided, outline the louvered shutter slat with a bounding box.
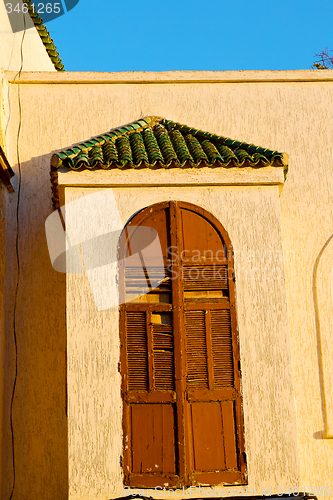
[153,323,175,391]
[125,266,172,302]
[126,311,148,391]
[182,265,228,290]
[185,311,209,390]
[211,310,234,388]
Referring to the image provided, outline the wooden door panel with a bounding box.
[191,401,226,471]
[186,388,236,402]
[221,401,238,469]
[191,400,238,473]
[131,404,177,474]
[192,470,244,486]
[121,202,246,488]
[121,206,171,261]
[180,208,226,260]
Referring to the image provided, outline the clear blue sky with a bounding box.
[46,0,333,72]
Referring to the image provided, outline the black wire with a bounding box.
[9,12,26,500]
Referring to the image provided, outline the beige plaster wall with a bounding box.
[0,180,6,496]
[2,70,333,499]
[316,236,333,439]
[64,183,298,500]
[0,73,8,497]
[0,71,4,149]
[0,2,56,72]
[2,75,67,500]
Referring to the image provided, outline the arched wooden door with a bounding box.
[119,201,247,488]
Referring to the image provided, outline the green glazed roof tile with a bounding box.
[201,140,223,163]
[216,144,237,163]
[130,132,149,165]
[234,149,252,163]
[51,116,289,172]
[89,144,104,168]
[142,128,164,164]
[169,130,192,165]
[116,135,133,166]
[24,0,64,71]
[155,126,178,164]
[185,135,208,164]
[102,140,118,165]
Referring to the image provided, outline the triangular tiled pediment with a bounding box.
[51,116,288,171]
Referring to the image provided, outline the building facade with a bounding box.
[1,6,333,500]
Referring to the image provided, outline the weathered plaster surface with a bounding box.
[2,77,67,500]
[0,71,4,150]
[1,70,333,499]
[0,2,55,72]
[0,181,6,496]
[65,184,298,500]
[7,69,333,84]
[316,236,333,438]
[57,166,285,188]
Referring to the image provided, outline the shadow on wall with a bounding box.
[313,232,333,440]
[2,155,68,499]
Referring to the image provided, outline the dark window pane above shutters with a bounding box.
[125,266,172,303]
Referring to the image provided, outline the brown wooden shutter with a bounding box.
[185,310,209,390]
[120,204,179,487]
[180,204,245,486]
[152,318,175,391]
[211,309,234,388]
[126,311,148,391]
[119,201,246,488]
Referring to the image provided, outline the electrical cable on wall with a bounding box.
[9,13,26,500]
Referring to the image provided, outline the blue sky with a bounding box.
[46,0,333,72]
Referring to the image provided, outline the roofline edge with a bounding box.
[6,69,333,85]
[24,0,65,72]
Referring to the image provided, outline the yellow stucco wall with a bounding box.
[0,2,56,72]
[0,180,6,497]
[64,182,298,500]
[1,73,67,500]
[0,71,4,149]
[2,70,333,499]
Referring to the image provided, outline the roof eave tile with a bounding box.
[25,0,65,72]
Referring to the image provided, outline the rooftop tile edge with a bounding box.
[50,117,288,174]
[24,0,65,72]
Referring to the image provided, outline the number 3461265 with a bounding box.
[6,3,61,14]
